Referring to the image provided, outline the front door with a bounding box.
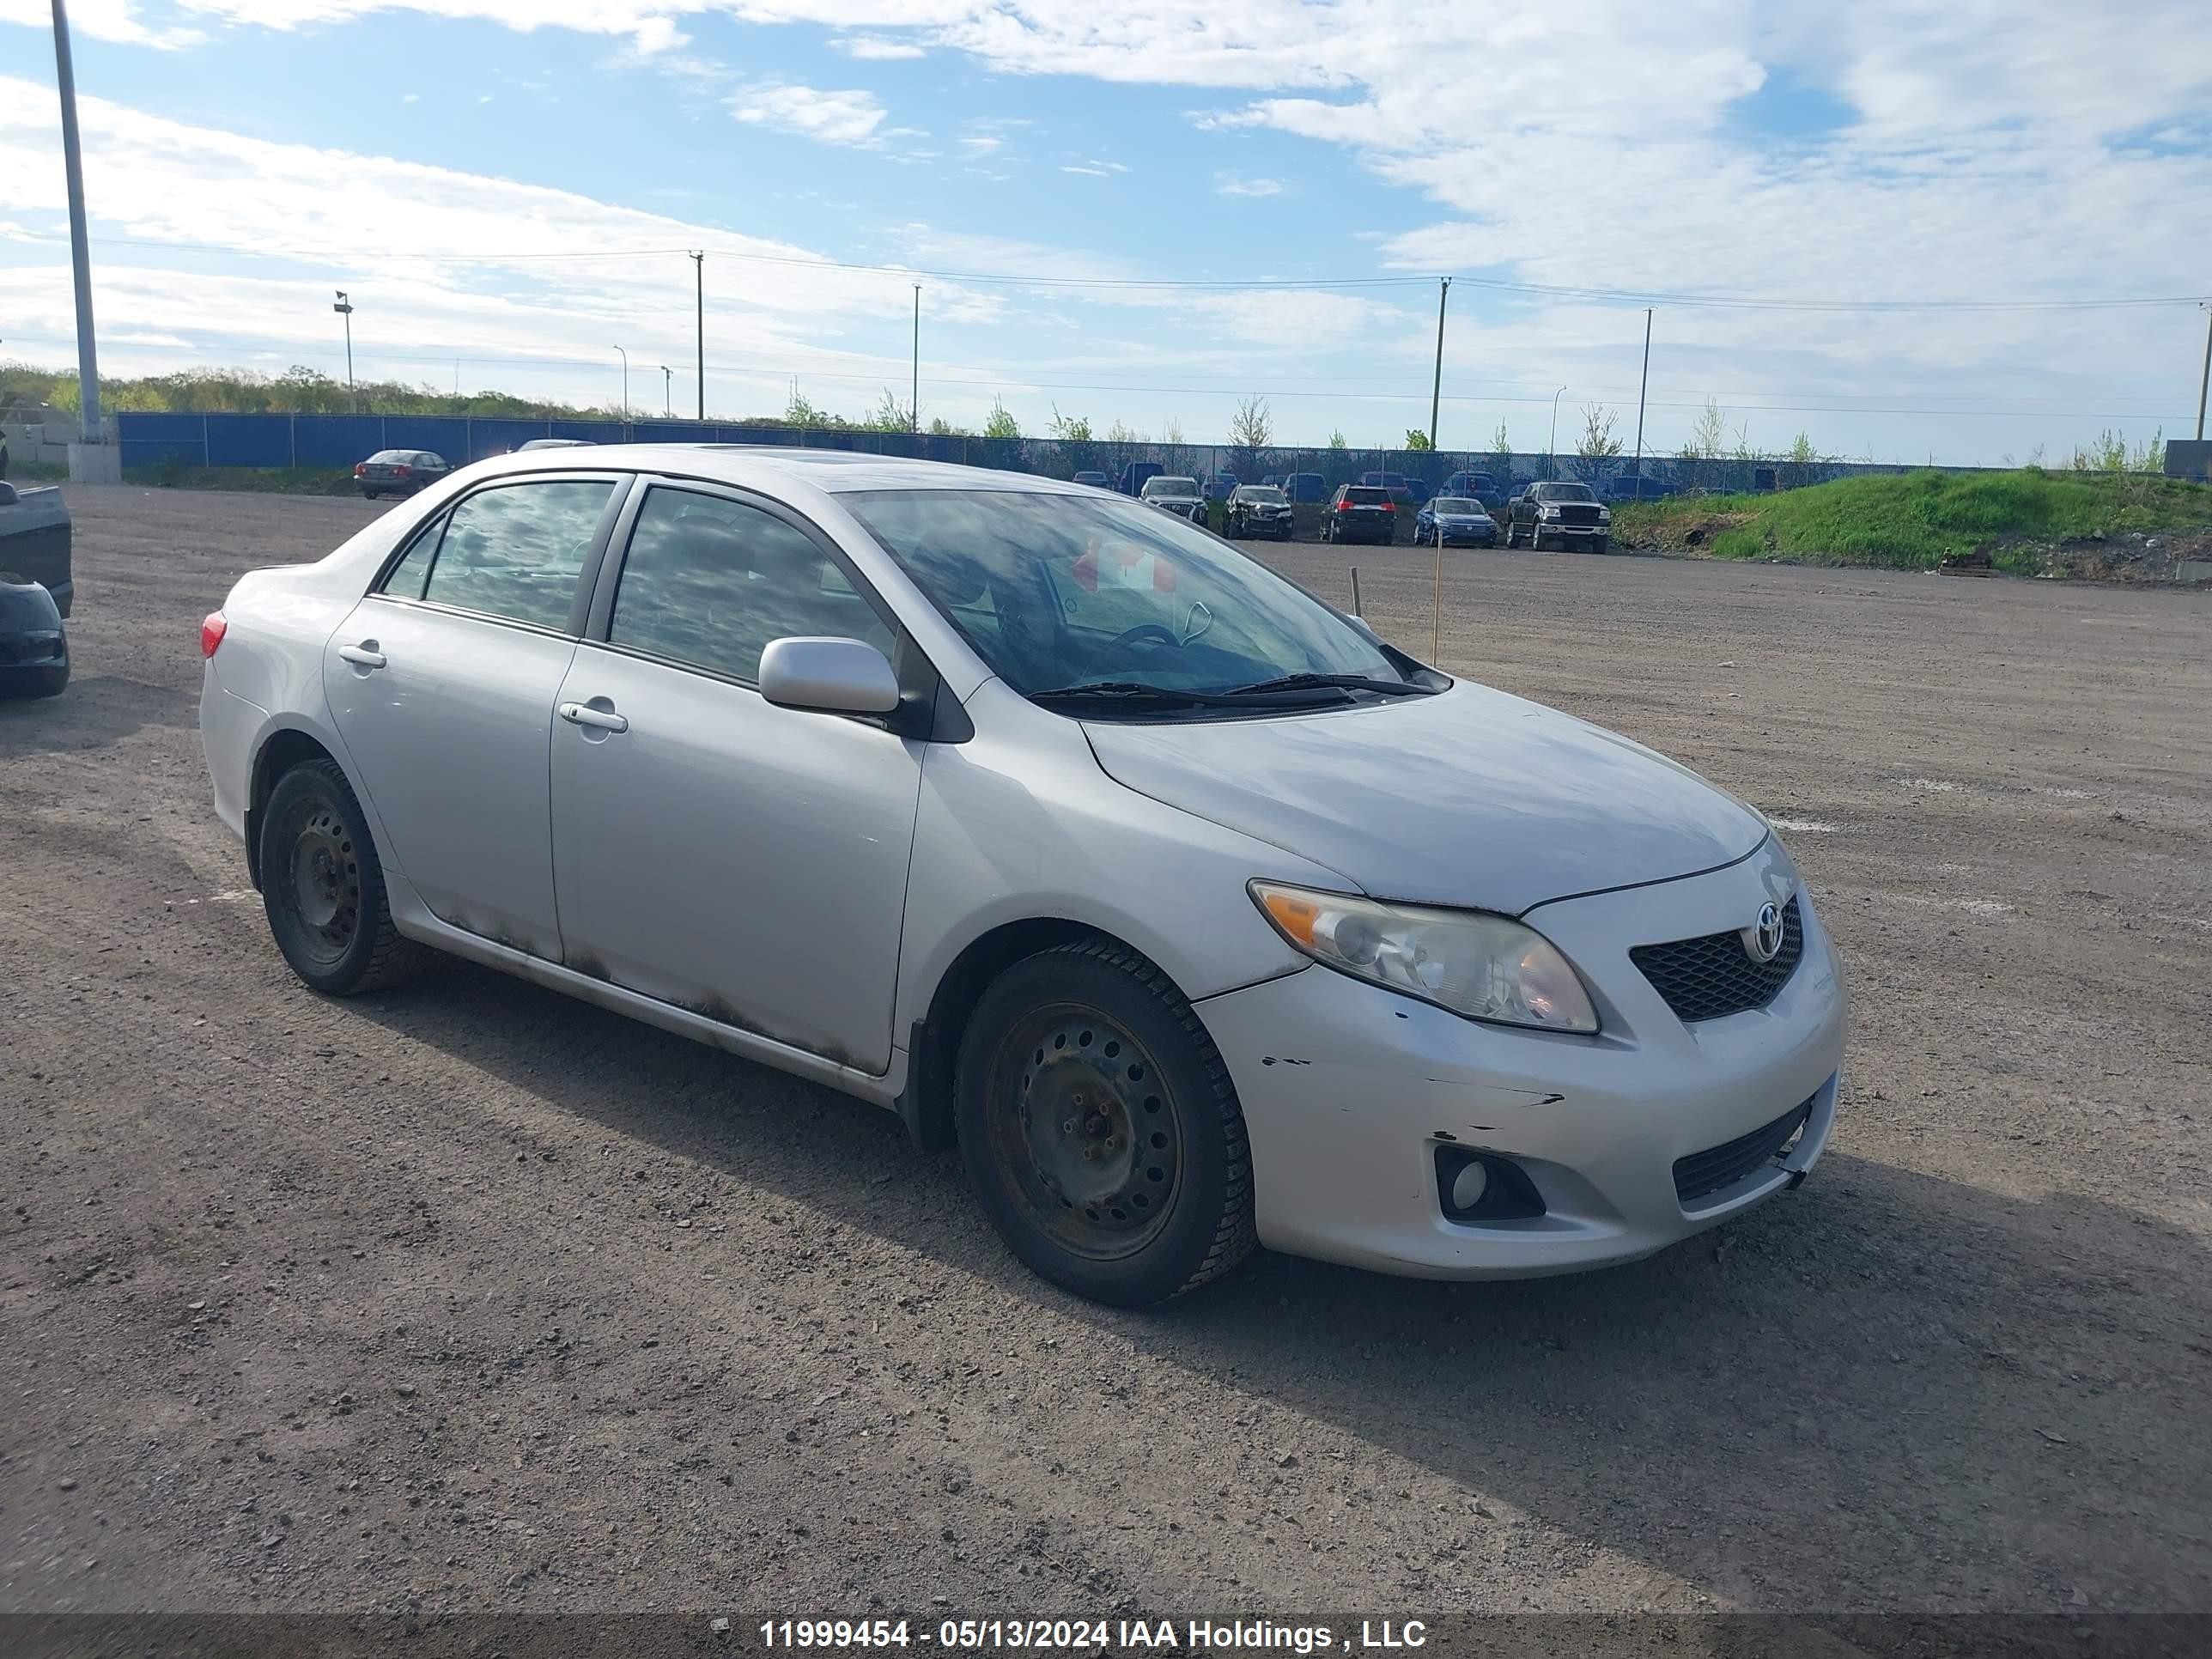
[324,476,622,959]
[548,483,925,1074]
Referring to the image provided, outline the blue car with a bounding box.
[1413,495,1498,549]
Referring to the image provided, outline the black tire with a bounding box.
[362,489,379,501]
[258,757,426,996]
[956,939,1255,1306]
[1594,535,1611,554]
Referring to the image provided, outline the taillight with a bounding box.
[353,462,366,476]
[1336,501,1353,513]
[393,465,412,478]
[1380,501,1395,512]
[200,611,228,659]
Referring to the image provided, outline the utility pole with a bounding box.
[2197,303,2210,442]
[1548,386,1566,476]
[332,290,356,412]
[1632,307,1652,483]
[690,251,704,421]
[911,284,921,436]
[659,364,672,419]
[52,0,117,479]
[1428,276,1451,451]
[614,345,629,422]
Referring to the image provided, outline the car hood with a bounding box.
[1083,680,1766,915]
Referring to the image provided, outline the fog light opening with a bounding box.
[1435,1146,1547,1223]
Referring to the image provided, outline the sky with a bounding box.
[2,0,2209,465]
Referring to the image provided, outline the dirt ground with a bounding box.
[3,486,2209,1624]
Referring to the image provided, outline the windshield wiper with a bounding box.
[1030,681,1246,708]
[1218,672,1432,698]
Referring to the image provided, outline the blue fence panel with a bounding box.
[289,416,387,468]
[118,413,210,471]
[373,416,472,462]
[202,415,292,468]
[635,422,717,445]
[549,420,627,444]
[467,419,552,460]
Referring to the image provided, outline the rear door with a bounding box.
[546,480,926,1073]
[325,474,628,959]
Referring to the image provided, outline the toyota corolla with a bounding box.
[198,447,1845,1306]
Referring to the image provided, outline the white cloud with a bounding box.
[731,82,891,148]
[833,33,926,59]
[1213,173,1283,197]
[400,92,420,103]
[1061,158,1128,177]
[0,0,202,48]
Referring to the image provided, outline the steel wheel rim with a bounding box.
[280,796,361,965]
[988,1004,1184,1261]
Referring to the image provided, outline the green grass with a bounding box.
[122,465,360,495]
[1614,469,2212,573]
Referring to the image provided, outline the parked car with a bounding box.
[1224,484,1293,541]
[1279,471,1327,504]
[1322,483,1398,544]
[0,478,72,617]
[1440,471,1504,510]
[199,446,1844,1305]
[1501,481,1612,551]
[1413,495,1498,549]
[1139,474,1207,523]
[354,449,450,500]
[1603,475,1673,504]
[0,568,68,699]
[1204,471,1239,502]
[1117,460,1163,496]
[517,438,593,453]
[1359,470,1412,502]
[1072,471,1109,489]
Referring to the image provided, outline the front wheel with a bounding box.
[259,758,426,996]
[1594,535,1611,554]
[957,940,1256,1306]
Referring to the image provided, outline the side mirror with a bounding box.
[758,636,901,716]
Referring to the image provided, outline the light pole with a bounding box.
[691,251,704,421]
[52,0,115,479]
[1547,386,1566,474]
[1428,276,1451,450]
[911,284,921,437]
[332,291,356,413]
[613,345,629,422]
[2196,302,2210,442]
[659,364,672,419]
[1632,308,1652,483]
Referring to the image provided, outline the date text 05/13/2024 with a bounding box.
[757,1620,1429,1652]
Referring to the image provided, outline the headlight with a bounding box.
[1538,504,1561,519]
[1250,882,1599,1034]
[1598,506,1613,521]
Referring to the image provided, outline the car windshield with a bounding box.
[1537,483,1597,503]
[1433,498,1479,514]
[1236,487,1286,504]
[843,489,1411,707]
[1143,477,1200,501]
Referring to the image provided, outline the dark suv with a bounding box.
[1224,483,1294,541]
[1321,483,1398,544]
[1501,481,1612,552]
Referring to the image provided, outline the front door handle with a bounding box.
[337,642,386,668]
[557,700,629,734]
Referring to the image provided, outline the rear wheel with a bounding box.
[957,940,1255,1306]
[259,758,425,996]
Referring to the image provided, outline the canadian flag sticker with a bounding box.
[1072,539,1177,594]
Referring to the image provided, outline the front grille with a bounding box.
[1631,896,1802,1023]
[1674,1097,1814,1205]
[1559,505,1602,526]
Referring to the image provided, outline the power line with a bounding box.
[11,231,2206,312]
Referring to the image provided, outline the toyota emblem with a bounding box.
[1746,901,1786,963]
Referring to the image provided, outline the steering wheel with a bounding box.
[1110,623,1182,652]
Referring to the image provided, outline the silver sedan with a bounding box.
[198,447,1846,1305]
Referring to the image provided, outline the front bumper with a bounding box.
[1194,842,1846,1279]
[1435,526,1497,545]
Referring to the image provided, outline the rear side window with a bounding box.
[606,488,896,684]
[378,510,447,599]
[415,479,614,630]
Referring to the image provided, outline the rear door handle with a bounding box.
[337,642,386,668]
[557,701,629,733]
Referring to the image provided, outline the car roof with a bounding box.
[462,444,1094,498]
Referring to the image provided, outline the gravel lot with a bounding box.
[3,485,2209,1622]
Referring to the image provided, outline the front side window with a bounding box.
[606,488,896,684]
[416,479,613,629]
[844,489,1409,706]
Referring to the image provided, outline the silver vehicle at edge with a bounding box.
[198,447,1846,1305]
